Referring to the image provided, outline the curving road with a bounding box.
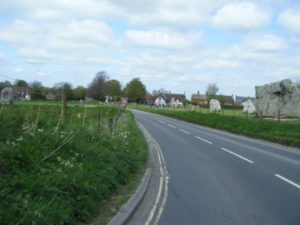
[129,110,300,225]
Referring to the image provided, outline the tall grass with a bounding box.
[0,104,147,225]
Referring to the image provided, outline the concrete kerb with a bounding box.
[108,122,156,225]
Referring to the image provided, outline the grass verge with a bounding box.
[132,105,300,148]
[0,103,147,225]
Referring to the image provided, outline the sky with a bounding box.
[0,0,300,99]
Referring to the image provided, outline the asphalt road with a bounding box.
[130,110,300,225]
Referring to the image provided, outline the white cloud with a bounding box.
[48,19,113,49]
[121,0,216,27]
[194,59,242,70]
[243,34,287,51]
[18,47,50,63]
[0,0,120,20]
[0,20,41,45]
[212,2,271,31]
[129,9,206,27]
[278,9,300,34]
[85,56,112,65]
[218,34,288,65]
[125,30,201,49]
[32,9,63,20]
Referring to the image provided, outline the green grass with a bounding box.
[132,105,300,148]
[0,103,147,225]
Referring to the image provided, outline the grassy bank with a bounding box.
[0,103,147,225]
[133,105,300,148]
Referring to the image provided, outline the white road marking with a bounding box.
[195,136,212,144]
[221,148,254,164]
[145,141,169,225]
[168,124,176,129]
[153,145,169,225]
[179,129,191,135]
[158,120,165,124]
[275,174,300,190]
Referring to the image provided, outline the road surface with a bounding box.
[129,110,300,225]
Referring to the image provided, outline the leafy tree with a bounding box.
[107,79,122,101]
[206,83,219,99]
[0,80,11,91]
[14,79,28,87]
[54,82,73,100]
[124,78,146,102]
[42,87,56,98]
[29,81,44,100]
[87,71,109,101]
[73,85,86,100]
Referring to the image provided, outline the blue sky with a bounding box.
[0,0,300,99]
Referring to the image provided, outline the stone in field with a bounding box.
[242,100,256,114]
[0,87,13,104]
[209,99,221,112]
[255,79,300,118]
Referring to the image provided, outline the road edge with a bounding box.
[108,122,155,225]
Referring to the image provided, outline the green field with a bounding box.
[132,104,300,148]
[0,102,147,225]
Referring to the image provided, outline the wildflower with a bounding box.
[16,136,23,141]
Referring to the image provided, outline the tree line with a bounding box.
[0,71,147,103]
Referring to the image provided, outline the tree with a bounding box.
[29,81,44,100]
[124,78,146,102]
[54,82,73,100]
[107,79,122,101]
[0,80,11,92]
[87,71,109,101]
[14,79,28,87]
[73,85,86,100]
[206,83,219,99]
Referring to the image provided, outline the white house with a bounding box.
[155,97,166,107]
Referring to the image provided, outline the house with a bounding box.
[154,97,166,107]
[154,92,186,106]
[139,95,154,105]
[14,87,30,100]
[191,91,208,105]
[215,95,235,106]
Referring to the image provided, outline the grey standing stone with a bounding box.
[78,99,84,107]
[0,87,13,104]
[255,79,300,118]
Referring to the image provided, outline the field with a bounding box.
[0,102,147,225]
[132,104,300,148]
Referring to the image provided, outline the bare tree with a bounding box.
[206,83,219,99]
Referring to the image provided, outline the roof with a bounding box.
[215,95,234,105]
[155,93,186,102]
[235,96,256,103]
[191,94,207,100]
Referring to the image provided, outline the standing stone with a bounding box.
[209,99,221,112]
[255,79,300,118]
[78,99,84,107]
[0,87,13,104]
[242,100,256,114]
